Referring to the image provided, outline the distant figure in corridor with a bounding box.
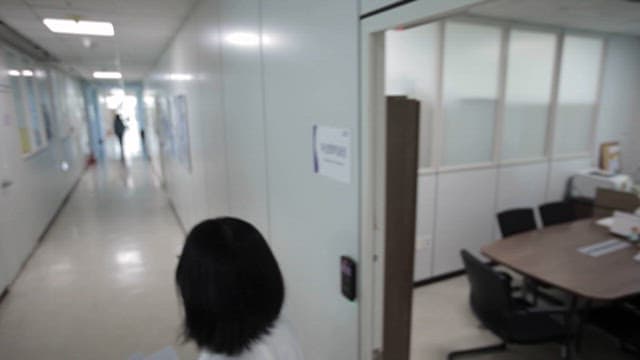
[176,218,303,360]
[113,114,126,161]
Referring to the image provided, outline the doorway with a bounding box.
[359,1,493,359]
[98,88,143,161]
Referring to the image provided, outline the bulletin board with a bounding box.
[172,95,192,172]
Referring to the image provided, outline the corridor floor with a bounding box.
[0,160,198,359]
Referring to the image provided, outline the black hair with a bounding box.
[176,217,284,356]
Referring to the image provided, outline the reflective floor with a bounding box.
[0,159,197,359]
[411,276,635,360]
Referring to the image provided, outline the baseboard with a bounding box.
[166,198,187,235]
[414,269,466,288]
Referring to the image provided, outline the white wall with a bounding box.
[433,168,497,274]
[217,0,270,234]
[145,1,231,231]
[0,48,88,293]
[596,35,640,175]
[261,2,360,358]
[414,174,436,280]
[145,1,361,359]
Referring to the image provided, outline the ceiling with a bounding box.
[0,0,198,81]
[468,0,640,36]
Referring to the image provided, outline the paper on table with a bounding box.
[578,238,631,257]
[596,217,614,228]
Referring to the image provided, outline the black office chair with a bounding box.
[497,208,563,306]
[587,297,640,355]
[539,201,576,227]
[449,250,572,359]
[497,208,537,238]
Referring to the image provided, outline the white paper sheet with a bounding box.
[595,217,614,228]
[313,125,351,184]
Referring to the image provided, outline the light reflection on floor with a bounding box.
[0,158,197,359]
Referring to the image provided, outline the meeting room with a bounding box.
[380,1,640,359]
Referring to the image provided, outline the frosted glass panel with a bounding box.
[385,23,439,168]
[554,35,603,155]
[442,21,501,166]
[502,30,556,161]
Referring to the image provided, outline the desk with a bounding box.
[482,219,640,301]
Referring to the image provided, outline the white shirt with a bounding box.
[198,320,303,360]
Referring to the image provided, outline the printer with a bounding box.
[571,169,634,199]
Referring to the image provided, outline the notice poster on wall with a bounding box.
[313,125,351,184]
[157,95,174,157]
[173,95,192,172]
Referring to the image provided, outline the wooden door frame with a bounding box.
[358,1,494,359]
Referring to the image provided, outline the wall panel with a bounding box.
[596,36,640,175]
[414,174,436,280]
[496,162,549,233]
[261,1,360,358]
[217,0,269,235]
[433,168,497,275]
[0,53,87,293]
[547,157,592,201]
[145,1,361,359]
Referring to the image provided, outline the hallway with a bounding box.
[0,161,197,359]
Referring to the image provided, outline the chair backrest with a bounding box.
[461,250,512,335]
[594,188,640,218]
[497,208,537,237]
[539,201,576,227]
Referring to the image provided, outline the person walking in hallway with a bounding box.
[113,113,127,161]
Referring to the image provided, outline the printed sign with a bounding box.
[313,125,351,184]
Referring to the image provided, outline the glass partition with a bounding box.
[554,35,604,156]
[502,29,557,161]
[442,21,502,166]
[386,23,439,168]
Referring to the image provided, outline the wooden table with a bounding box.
[482,219,640,301]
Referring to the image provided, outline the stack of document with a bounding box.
[578,239,631,257]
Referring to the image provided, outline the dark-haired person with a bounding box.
[176,218,303,360]
[113,113,126,161]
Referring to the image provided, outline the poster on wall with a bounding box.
[312,125,352,184]
[173,94,192,172]
[157,95,175,157]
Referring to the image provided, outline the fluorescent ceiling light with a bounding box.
[22,70,34,77]
[93,71,122,79]
[7,70,20,77]
[167,73,193,81]
[43,18,115,36]
[225,32,260,46]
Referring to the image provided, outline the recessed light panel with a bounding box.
[93,71,122,79]
[43,18,115,36]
